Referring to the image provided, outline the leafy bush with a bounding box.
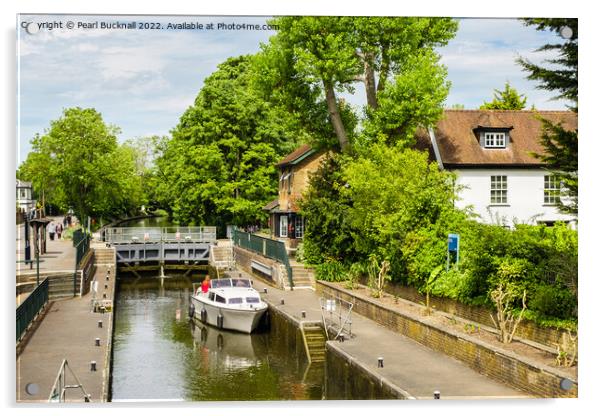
[530,284,577,320]
[314,260,348,282]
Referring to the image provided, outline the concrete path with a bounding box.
[248,275,529,400]
[16,263,116,403]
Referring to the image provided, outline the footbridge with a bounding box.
[103,227,221,277]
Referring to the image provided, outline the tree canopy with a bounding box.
[480,82,527,110]
[268,16,458,151]
[18,107,143,222]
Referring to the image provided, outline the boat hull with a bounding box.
[190,295,267,334]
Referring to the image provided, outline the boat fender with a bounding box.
[217,314,224,329]
[188,302,195,319]
[200,308,207,323]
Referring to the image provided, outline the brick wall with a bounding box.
[382,283,575,350]
[317,281,577,398]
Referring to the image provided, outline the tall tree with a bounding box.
[157,56,307,228]
[268,16,458,151]
[517,18,578,214]
[18,107,143,222]
[480,82,527,110]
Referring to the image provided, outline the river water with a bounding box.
[110,278,325,401]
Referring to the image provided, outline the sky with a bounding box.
[16,15,571,165]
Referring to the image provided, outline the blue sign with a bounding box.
[448,234,459,252]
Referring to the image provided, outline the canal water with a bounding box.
[110,277,325,401]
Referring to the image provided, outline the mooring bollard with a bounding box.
[280,299,285,305]
[264,288,268,294]
[434,390,441,400]
[104,284,108,290]
[338,334,345,342]
[90,361,97,372]
[103,293,107,299]
[98,320,103,328]
[95,338,100,346]
[377,357,384,368]
[301,310,306,318]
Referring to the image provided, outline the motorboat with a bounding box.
[189,277,268,333]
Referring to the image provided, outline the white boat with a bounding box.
[189,277,268,333]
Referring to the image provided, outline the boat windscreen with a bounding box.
[210,279,233,288]
[231,279,251,288]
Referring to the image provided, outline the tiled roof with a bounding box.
[276,144,314,167]
[262,198,279,211]
[415,110,577,167]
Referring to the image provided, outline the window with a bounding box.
[544,175,561,205]
[228,297,243,304]
[208,292,216,302]
[215,295,226,304]
[483,132,507,148]
[490,175,507,204]
[246,297,260,304]
[294,216,304,238]
[279,215,288,238]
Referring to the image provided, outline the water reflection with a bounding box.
[111,278,324,402]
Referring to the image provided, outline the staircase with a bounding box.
[210,242,235,273]
[93,246,116,267]
[289,260,315,289]
[301,322,327,363]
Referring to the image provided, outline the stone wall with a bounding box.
[325,343,409,400]
[382,283,575,350]
[79,249,96,296]
[233,246,288,289]
[317,281,577,398]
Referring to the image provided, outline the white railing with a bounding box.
[105,227,217,244]
[48,359,91,402]
[320,295,353,340]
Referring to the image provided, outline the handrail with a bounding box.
[319,295,353,340]
[231,228,294,288]
[48,359,91,402]
[104,226,217,244]
[16,278,49,342]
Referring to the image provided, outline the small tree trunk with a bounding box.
[363,54,378,110]
[323,80,350,152]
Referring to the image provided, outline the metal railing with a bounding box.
[320,295,353,340]
[231,228,293,288]
[104,226,217,244]
[16,278,49,342]
[48,359,91,402]
[73,229,90,267]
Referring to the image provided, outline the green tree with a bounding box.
[517,18,578,214]
[18,107,143,222]
[480,82,527,110]
[268,16,458,151]
[156,56,306,228]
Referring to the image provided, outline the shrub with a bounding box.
[530,284,577,320]
[314,260,348,282]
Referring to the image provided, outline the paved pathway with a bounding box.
[247,274,529,400]
[16,262,116,402]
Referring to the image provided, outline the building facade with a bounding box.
[263,144,326,243]
[16,179,36,213]
[416,110,577,227]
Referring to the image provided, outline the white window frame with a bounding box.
[483,132,507,148]
[294,216,304,238]
[490,175,508,204]
[544,175,561,205]
[279,215,288,238]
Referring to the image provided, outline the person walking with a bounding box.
[48,222,56,241]
[56,222,63,239]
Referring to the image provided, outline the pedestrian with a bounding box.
[201,275,211,294]
[56,222,63,239]
[48,222,56,241]
[63,216,68,228]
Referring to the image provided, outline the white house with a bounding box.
[16,179,36,213]
[416,110,577,227]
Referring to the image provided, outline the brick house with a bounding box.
[415,110,577,227]
[263,144,326,245]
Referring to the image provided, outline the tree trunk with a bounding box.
[377,45,390,93]
[323,81,350,152]
[364,53,378,110]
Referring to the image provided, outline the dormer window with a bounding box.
[483,132,507,148]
